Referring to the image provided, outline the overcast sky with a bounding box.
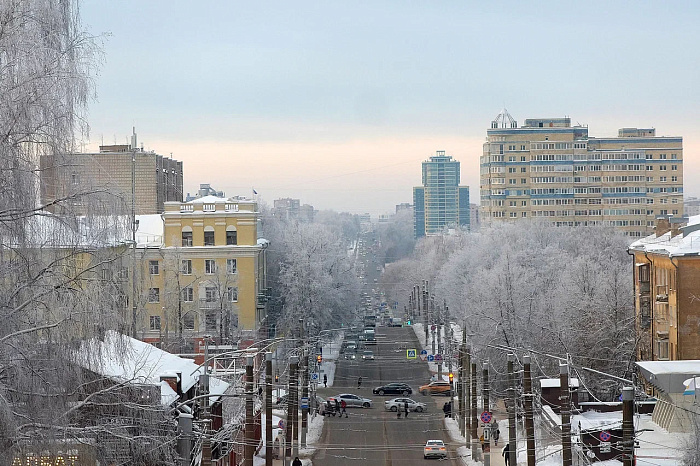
[81,1,700,215]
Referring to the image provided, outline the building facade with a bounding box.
[40,131,183,215]
[273,198,314,223]
[480,110,684,237]
[629,215,700,361]
[413,151,470,238]
[134,196,268,352]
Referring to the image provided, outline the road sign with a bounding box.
[407,349,417,359]
[435,354,443,361]
[301,397,309,409]
[480,411,492,423]
[427,355,435,362]
[600,442,611,453]
[311,372,319,381]
[483,426,491,441]
[420,350,428,355]
[278,419,285,430]
[599,431,611,442]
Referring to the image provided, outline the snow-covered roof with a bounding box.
[576,411,622,433]
[135,214,164,247]
[75,331,229,405]
[540,378,580,388]
[636,360,700,394]
[187,195,254,204]
[629,214,700,257]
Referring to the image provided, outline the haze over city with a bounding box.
[82,1,700,215]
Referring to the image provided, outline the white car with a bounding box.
[384,397,426,412]
[424,440,447,459]
[334,393,373,408]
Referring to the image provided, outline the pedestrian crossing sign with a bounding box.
[407,349,417,359]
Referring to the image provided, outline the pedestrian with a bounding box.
[404,400,409,418]
[323,374,327,388]
[357,376,362,389]
[292,456,302,466]
[502,443,510,466]
[491,420,499,446]
[479,434,485,452]
[341,399,348,418]
[334,398,340,419]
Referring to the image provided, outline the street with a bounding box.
[312,326,462,465]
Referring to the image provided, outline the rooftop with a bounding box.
[629,215,700,257]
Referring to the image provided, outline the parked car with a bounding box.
[424,440,447,459]
[334,393,372,408]
[373,383,412,396]
[419,381,452,396]
[362,350,375,360]
[384,397,426,412]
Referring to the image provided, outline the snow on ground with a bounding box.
[412,323,458,382]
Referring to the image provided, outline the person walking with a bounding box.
[292,456,302,466]
[491,420,500,446]
[404,400,409,419]
[501,443,511,466]
[341,399,348,418]
[357,376,362,389]
[323,374,327,388]
[334,398,341,420]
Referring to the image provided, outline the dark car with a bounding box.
[372,382,412,396]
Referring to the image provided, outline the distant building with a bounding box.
[396,203,412,214]
[186,183,225,201]
[413,151,470,238]
[628,215,700,361]
[685,197,700,216]
[40,129,183,215]
[378,214,390,223]
[469,203,480,231]
[273,197,314,222]
[480,110,684,238]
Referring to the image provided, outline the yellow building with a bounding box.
[134,195,268,352]
[629,215,700,361]
[481,110,684,237]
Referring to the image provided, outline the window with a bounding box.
[148,288,160,303]
[521,167,527,173]
[182,231,193,247]
[205,311,218,331]
[522,212,527,217]
[183,313,195,330]
[660,176,667,182]
[149,316,161,331]
[671,176,677,182]
[149,260,159,275]
[656,338,669,360]
[508,167,516,173]
[521,178,527,184]
[204,231,215,246]
[521,201,527,206]
[671,165,677,171]
[660,165,667,171]
[521,156,526,162]
[227,259,237,274]
[227,287,238,302]
[672,209,678,215]
[205,286,217,302]
[205,259,216,274]
[181,259,192,275]
[521,145,526,151]
[226,229,237,245]
[509,179,516,185]
[508,156,516,162]
[509,201,517,207]
[71,173,79,185]
[660,153,667,159]
[509,212,517,218]
[181,286,193,302]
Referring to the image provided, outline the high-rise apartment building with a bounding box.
[273,198,314,222]
[40,130,183,215]
[413,151,470,238]
[480,110,684,237]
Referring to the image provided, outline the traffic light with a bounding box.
[316,354,322,364]
[275,374,279,383]
[448,373,454,383]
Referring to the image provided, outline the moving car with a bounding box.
[361,350,375,360]
[372,383,412,396]
[424,440,447,459]
[333,393,373,408]
[384,397,426,412]
[419,381,452,396]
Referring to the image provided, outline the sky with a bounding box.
[80,1,700,216]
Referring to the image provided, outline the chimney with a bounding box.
[655,216,671,237]
[670,216,689,238]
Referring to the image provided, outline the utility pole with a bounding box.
[265,352,273,466]
[483,361,490,466]
[458,341,465,437]
[622,387,634,466]
[471,362,479,460]
[245,356,254,466]
[560,362,572,466]
[507,354,517,466]
[464,343,471,440]
[285,356,298,461]
[423,282,429,345]
[523,354,536,466]
[301,349,309,448]
[130,132,137,338]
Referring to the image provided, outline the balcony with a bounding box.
[655,285,669,303]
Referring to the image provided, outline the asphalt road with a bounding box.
[312,326,461,466]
